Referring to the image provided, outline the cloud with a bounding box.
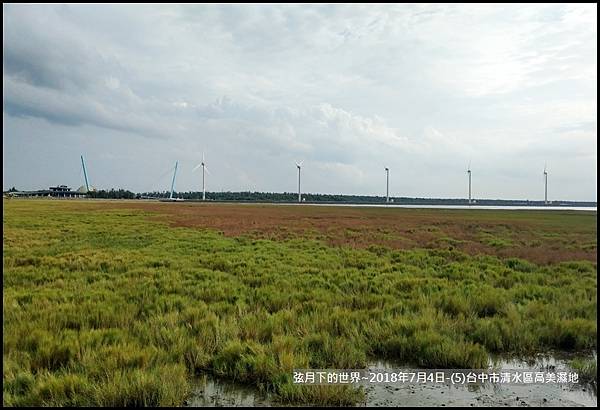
[3,4,597,200]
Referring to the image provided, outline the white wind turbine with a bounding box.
[192,153,210,201]
[159,161,184,201]
[170,161,178,200]
[296,160,303,203]
[385,167,389,203]
[467,161,472,205]
[543,163,548,205]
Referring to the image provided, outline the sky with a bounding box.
[3,3,597,201]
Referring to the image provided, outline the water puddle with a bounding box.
[364,353,597,407]
[186,354,597,407]
[185,374,272,407]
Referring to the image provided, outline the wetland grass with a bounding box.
[3,200,597,405]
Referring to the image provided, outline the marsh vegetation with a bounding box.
[3,200,596,406]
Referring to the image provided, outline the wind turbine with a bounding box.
[467,161,472,205]
[163,161,183,201]
[385,167,389,203]
[81,155,90,192]
[192,153,210,200]
[544,163,548,205]
[77,155,96,194]
[296,161,303,203]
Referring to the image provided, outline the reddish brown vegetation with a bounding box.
[79,201,596,265]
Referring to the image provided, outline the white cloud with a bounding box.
[3,4,597,200]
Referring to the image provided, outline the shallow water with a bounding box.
[185,375,271,407]
[186,354,597,407]
[277,203,597,211]
[363,355,597,407]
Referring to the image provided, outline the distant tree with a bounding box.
[88,188,136,199]
[82,188,595,207]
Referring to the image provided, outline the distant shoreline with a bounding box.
[5,196,597,211]
[181,199,598,208]
[5,188,596,208]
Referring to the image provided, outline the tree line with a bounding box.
[4,187,596,206]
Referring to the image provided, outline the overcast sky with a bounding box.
[3,4,597,200]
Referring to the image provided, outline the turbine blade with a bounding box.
[192,163,202,172]
[204,166,210,175]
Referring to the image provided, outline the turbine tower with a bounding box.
[385,167,389,203]
[467,161,472,205]
[544,163,548,205]
[169,161,178,200]
[192,153,210,201]
[80,155,90,192]
[296,161,303,203]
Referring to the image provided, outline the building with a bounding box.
[9,185,88,198]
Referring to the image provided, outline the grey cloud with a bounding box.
[2,4,597,200]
